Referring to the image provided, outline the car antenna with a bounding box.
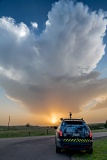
[69,112,72,119]
[60,118,63,121]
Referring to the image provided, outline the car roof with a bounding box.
[60,118,86,126]
[62,118,85,122]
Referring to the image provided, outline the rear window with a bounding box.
[61,120,89,131]
[62,120,84,126]
[66,125,84,132]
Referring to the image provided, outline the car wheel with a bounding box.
[86,148,93,154]
[56,146,61,153]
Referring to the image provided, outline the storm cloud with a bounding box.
[0,0,107,115]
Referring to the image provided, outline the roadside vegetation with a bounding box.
[89,122,107,132]
[73,138,107,160]
[0,125,55,138]
[88,122,106,130]
[0,121,107,138]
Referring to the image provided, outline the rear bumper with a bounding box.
[56,138,93,150]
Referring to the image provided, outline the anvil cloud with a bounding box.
[0,0,107,116]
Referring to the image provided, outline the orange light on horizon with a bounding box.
[50,113,58,124]
[51,117,57,124]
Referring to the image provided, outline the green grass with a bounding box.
[73,138,107,160]
[0,126,55,138]
[92,129,107,132]
[0,125,107,139]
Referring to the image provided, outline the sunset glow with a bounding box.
[50,113,58,124]
[0,0,107,126]
[51,118,57,124]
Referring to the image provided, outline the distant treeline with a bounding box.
[88,123,106,130]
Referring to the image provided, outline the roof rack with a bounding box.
[60,113,84,121]
[62,118,84,121]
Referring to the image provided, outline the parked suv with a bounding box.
[55,118,93,153]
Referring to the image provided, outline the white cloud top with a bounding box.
[31,22,38,28]
[0,0,107,115]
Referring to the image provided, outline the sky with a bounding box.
[0,0,107,126]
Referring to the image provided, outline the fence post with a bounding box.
[8,116,10,130]
[47,129,48,135]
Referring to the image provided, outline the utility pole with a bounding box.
[8,116,10,130]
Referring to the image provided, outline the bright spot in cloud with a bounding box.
[31,22,38,28]
[19,30,26,37]
[46,20,51,26]
[83,96,107,111]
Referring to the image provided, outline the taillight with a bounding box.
[89,131,92,138]
[58,130,62,137]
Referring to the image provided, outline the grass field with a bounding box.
[0,125,107,138]
[92,129,107,132]
[73,138,107,160]
[0,125,55,138]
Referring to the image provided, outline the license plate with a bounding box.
[73,133,80,137]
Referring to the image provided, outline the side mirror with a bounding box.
[54,126,58,129]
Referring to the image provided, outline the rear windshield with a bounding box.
[62,120,84,125]
[61,120,89,130]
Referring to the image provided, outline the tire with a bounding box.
[56,146,61,153]
[86,148,93,154]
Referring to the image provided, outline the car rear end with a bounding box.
[55,119,93,153]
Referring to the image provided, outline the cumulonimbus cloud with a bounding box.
[0,0,107,115]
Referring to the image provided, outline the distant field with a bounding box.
[0,125,55,138]
[74,138,107,160]
[0,124,107,138]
